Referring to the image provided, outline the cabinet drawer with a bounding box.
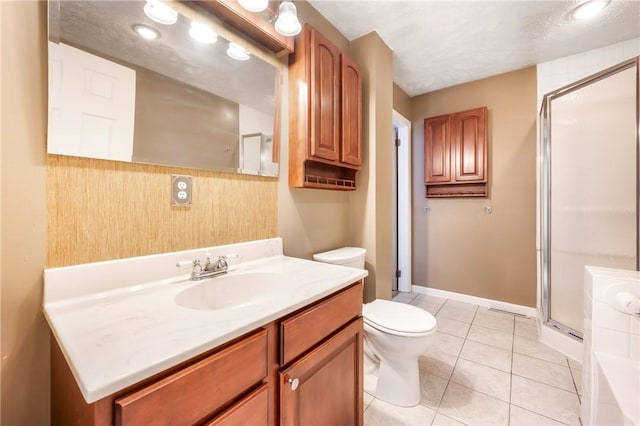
[115,330,267,426]
[205,383,269,426]
[280,281,362,365]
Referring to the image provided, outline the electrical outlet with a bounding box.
[171,175,192,206]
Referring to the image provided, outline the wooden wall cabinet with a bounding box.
[424,106,488,197]
[52,282,364,426]
[289,24,363,190]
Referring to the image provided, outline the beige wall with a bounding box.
[349,32,393,303]
[393,83,412,119]
[411,67,537,307]
[1,2,50,425]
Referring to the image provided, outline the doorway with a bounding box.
[392,110,412,293]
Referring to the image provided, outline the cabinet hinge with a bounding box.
[395,138,401,147]
[396,270,401,278]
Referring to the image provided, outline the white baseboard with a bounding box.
[409,285,583,361]
[410,285,537,318]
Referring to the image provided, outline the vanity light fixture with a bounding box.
[143,0,178,25]
[133,24,160,40]
[189,21,218,44]
[570,0,611,20]
[227,42,251,61]
[274,1,301,36]
[238,0,269,13]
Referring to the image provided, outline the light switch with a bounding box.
[172,175,192,206]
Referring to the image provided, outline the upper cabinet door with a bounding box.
[453,107,487,182]
[424,115,452,184]
[340,54,362,167]
[309,29,341,162]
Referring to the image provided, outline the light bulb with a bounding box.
[189,22,218,44]
[143,0,178,25]
[238,0,269,12]
[570,0,611,20]
[275,1,301,36]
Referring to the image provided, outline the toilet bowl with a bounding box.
[313,247,438,407]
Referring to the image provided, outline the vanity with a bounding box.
[44,238,367,425]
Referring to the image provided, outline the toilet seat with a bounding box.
[363,300,436,337]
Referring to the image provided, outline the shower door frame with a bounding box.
[540,57,640,340]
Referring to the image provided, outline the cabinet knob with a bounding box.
[288,377,299,391]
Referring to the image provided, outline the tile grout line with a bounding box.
[568,366,582,404]
[429,298,473,426]
[509,370,582,395]
[508,314,515,425]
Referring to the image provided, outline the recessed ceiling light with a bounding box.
[143,0,178,25]
[570,0,611,20]
[189,22,218,44]
[133,24,160,40]
[227,42,251,61]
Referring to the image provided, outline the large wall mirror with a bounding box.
[47,0,282,177]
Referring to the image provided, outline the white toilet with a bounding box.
[313,247,437,407]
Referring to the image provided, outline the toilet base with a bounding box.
[364,352,422,407]
[373,357,421,407]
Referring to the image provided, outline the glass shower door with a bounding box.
[542,60,638,337]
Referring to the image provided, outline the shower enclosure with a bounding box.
[540,58,639,338]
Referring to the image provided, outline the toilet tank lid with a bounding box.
[312,247,366,264]
[363,300,436,334]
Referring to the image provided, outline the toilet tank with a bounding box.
[313,247,366,269]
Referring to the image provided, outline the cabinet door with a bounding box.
[340,54,362,167]
[424,115,451,183]
[453,107,487,182]
[280,319,363,426]
[309,28,341,162]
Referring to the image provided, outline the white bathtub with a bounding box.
[583,267,640,426]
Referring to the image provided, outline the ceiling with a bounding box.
[307,0,640,96]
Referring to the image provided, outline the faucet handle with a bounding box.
[176,259,202,273]
[176,260,195,269]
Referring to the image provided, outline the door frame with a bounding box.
[393,110,412,293]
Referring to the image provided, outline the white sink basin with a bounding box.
[175,271,289,311]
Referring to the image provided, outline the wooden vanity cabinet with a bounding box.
[51,281,363,426]
[289,24,363,190]
[280,319,363,426]
[424,106,488,197]
[279,282,363,426]
[52,328,273,426]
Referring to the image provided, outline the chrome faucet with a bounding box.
[177,254,239,281]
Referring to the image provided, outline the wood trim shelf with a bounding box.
[198,0,294,56]
[304,175,356,190]
[425,183,488,198]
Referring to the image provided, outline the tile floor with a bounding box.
[364,292,583,426]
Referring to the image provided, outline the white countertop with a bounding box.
[43,239,367,403]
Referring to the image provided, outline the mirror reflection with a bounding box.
[47,0,280,176]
